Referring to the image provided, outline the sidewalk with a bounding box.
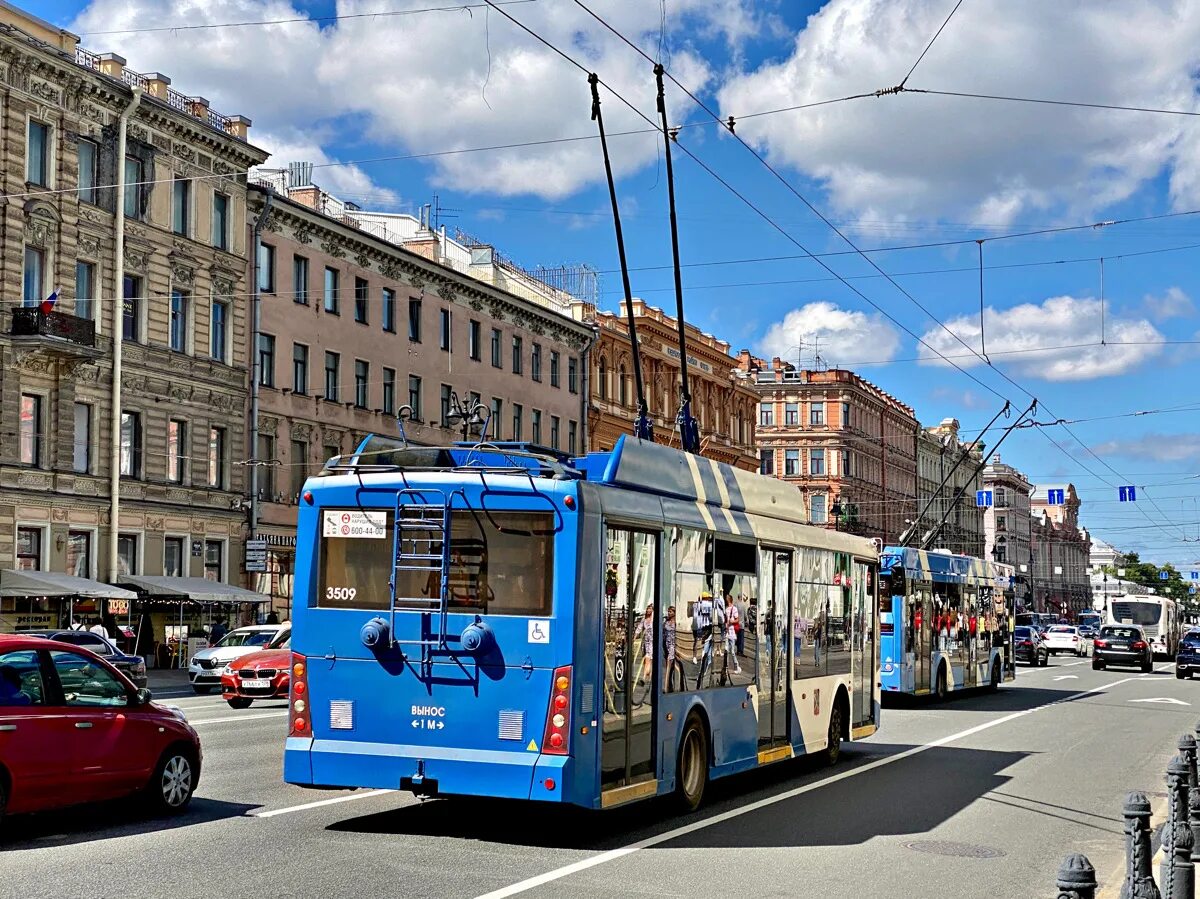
[147,668,193,691]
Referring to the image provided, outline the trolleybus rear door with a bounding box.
[850,560,876,728]
[757,549,791,750]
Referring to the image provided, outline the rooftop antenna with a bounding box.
[654,63,699,454]
[590,73,652,441]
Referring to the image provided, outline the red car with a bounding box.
[0,635,201,825]
[220,634,291,709]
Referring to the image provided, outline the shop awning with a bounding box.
[0,569,138,600]
[116,576,270,605]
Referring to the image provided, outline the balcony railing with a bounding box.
[10,307,96,347]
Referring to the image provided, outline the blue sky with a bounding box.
[42,0,1200,570]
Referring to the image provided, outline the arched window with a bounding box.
[619,364,628,407]
[598,358,607,399]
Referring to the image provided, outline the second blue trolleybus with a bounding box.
[283,434,880,810]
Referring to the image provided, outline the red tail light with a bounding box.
[1132,640,1148,650]
[541,665,572,756]
[1094,639,1108,648]
[289,652,309,737]
[1021,640,1033,647]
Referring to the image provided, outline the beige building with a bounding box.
[915,418,983,557]
[0,4,266,632]
[982,455,1033,609]
[1030,483,1092,617]
[247,178,593,616]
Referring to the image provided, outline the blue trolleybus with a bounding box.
[283,433,881,810]
[878,548,1016,698]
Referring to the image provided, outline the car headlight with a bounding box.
[163,704,188,722]
[189,656,198,667]
[222,664,235,676]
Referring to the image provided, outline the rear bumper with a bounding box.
[1095,650,1149,665]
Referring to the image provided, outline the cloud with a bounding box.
[251,129,399,207]
[918,295,1165,380]
[758,301,900,365]
[717,0,1200,224]
[72,0,758,199]
[1093,434,1200,463]
[1143,287,1196,321]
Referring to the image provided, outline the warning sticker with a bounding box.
[322,510,388,539]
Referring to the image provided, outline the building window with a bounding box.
[27,121,50,186]
[259,243,276,293]
[124,156,144,219]
[117,534,138,575]
[122,275,141,342]
[292,343,308,394]
[324,267,340,314]
[204,540,223,582]
[382,288,396,333]
[324,352,340,401]
[759,449,774,475]
[598,358,607,399]
[77,139,97,204]
[323,443,339,464]
[75,261,95,322]
[785,403,799,425]
[759,402,773,427]
[258,334,276,387]
[208,426,227,489]
[19,394,42,467]
[512,336,523,374]
[293,255,309,304]
[491,328,502,368]
[469,320,481,361]
[532,410,542,444]
[512,404,523,441]
[257,434,276,496]
[355,360,369,409]
[810,448,826,476]
[568,357,578,394]
[532,344,542,382]
[73,403,91,473]
[550,415,560,449]
[210,299,228,362]
[490,398,503,436]
[22,246,43,307]
[811,494,828,524]
[810,402,825,426]
[440,309,451,350]
[291,440,309,499]
[382,367,396,415]
[440,384,453,425]
[167,419,187,483]
[784,449,799,476]
[841,401,851,428]
[172,178,190,236]
[409,298,422,342]
[618,365,628,406]
[169,290,189,352]
[212,192,230,249]
[67,531,91,578]
[841,449,851,478]
[16,527,42,571]
[995,487,1010,509]
[996,514,1008,532]
[354,277,369,323]
[120,411,142,478]
[164,536,184,577]
[550,351,560,388]
[568,420,577,454]
[408,375,423,420]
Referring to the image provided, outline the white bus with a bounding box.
[1109,597,1180,658]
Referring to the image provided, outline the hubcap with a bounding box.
[161,755,193,807]
[829,708,842,760]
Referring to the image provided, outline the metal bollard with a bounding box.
[1162,755,1196,899]
[1182,734,1200,866]
[1058,853,1098,899]
[1123,791,1163,899]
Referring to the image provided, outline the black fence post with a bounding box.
[1163,755,1196,899]
[1058,853,1098,899]
[1123,791,1163,899]
[1181,734,1200,865]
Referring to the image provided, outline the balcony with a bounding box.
[9,308,101,358]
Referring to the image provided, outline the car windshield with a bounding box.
[1014,627,1032,638]
[1101,626,1141,640]
[1183,632,1200,647]
[1048,626,1074,634]
[267,629,291,649]
[217,630,275,648]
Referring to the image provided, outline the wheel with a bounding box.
[192,685,213,695]
[675,711,708,813]
[988,661,1001,692]
[1093,659,1105,671]
[825,699,845,766]
[144,747,198,815]
[1178,670,1186,680]
[1038,652,1049,667]
[1142,661,1153,674]
[226,697,252,709]
[934,666,948,701]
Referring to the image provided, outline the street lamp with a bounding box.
[443,391,490,443]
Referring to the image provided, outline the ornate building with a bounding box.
[982,455,1033,609]
[0,5,266,625]
[915,418,983,558]
[1030,483,1093,617]
[570,299,758,470]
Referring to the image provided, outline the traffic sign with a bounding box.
[1191,571,1198,580]
[245,538,269,573]
[1118,485,1137,502]
[1047,488,1065,505]
[1160,571,1170,581]
[975,489,993,508]
[1191,586,1197,595]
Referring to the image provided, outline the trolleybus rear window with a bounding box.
[316,510,555,615]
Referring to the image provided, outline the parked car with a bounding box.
[25,630,148,688]
[220,630,291,709]
[1093,625,1153,673]
[0,634,201,826]
[1176,630,1200,679]
[1043,625,1087,657]
[1014,626,1049,666]
[188,625,288,694]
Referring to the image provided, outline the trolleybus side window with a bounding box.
[794,545,835,680]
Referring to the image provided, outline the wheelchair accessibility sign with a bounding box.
[528,620,550,644]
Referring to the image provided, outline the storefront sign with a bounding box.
[0,612,55,633]
[191,540,204,557]
[109,599,130,616]
[245,538,269,573]
[661,342,713,373]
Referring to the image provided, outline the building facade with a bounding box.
[1,6,265,630]
[1030,483,1093,617]
[915,418,983,557]
[738,356,918,540]
[573,299,758,470]
[982,456,1033,609]
[248,180,593,617]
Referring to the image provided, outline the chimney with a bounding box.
[98,52,126,80]
[289,185,321,210]
[227,114,252,141]
[189,96,210,122]
[144,72,171,100]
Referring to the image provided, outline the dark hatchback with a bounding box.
[1176,631,1200,679]
[1093,625,1153,673]
[1014,626,1049,666]
[25,631,148,688]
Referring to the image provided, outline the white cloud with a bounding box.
[1093,434,1200,463]
[72,0,758,199]
[758,301,900,365]
[1143,287,1196,320]
[251,129,400,206]
[917,295,1165,381]
[717,0,1200,224]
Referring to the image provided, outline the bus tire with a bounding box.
[675,711,708,813]
[825,697,845,767]
[934,665,948,702]
[988,660,1001,692]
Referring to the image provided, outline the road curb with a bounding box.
[1096,793,1169,899]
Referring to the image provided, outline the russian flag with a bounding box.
[39,286,60,315]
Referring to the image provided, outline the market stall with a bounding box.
[0,569,138,634]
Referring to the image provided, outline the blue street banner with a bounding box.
[1118,485,1137,502]
[976,489,993,508]
[1047,488,1065,505]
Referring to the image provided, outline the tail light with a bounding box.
[1094,639,1108,648]
[1021,640,1033,647]
[288,652,309,737]
[1132,640,1148,650]
[541,665,572,756]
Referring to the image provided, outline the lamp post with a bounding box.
[443,391,490,443]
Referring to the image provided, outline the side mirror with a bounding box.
[134,687,153,705]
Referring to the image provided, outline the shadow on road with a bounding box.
[884,684,1099,714]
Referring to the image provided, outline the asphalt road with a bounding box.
[3,656,1194,899]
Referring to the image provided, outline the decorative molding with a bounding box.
[11,351,55,374]
[77,233,101,259]
[173,143,196,162]
[354,252,371,270]
[29,78,59,104]
[468,297,484,312]
[169,256,196,286]
[124,244,150,272]
[290,421,313,441]
[260,417,279,437]
[146,516,165,532]
[293,223,314,245]
[17,472,52,489]
[379,258,401,280]
[320,238,346,259]
[408,273,425,293]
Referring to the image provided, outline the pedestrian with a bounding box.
[69,616,84,631]
[210,619,228,644]
[694,591,723,688]
[89,617,111,641]
[265,610,280,625]
[735,593,747,657]
[632,605,654,689]
[663,605,682,692]
[724,594,741,675]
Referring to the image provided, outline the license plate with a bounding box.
[241,678,270,689]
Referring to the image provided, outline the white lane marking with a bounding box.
[473,674,1147,899]
[1130,698,1190,705]
[189,711,289,726]
[1053,675,1079,681]
[253,789,394,818]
